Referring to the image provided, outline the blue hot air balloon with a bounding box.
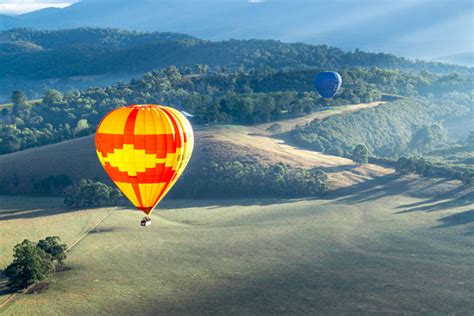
[314,71,342,100]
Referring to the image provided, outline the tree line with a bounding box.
[63,179,122,208]
[173,160,328,198]
[0,64,471,155]
[393,156,473,185]
[2,28,470,80]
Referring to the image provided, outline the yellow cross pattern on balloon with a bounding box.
[96,144,179,176]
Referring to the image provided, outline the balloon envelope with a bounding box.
[314,71,342,99]
[95,104,194,215]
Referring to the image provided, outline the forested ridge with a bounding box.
[0,62,472,156]
[1,28,471,81]
[290,99,468,157]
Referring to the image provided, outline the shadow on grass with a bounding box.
[0,273,14,297]
[391,185,474,235]
[89,227,121,234]
[140,259,474,315]
[0,286,14,297]
[329,174,411,204]
[396,188,473,214]
[436,210,474,228]
[160,197,310,210]
[319,164,360,173]
[330,173,472,207]
[396,197,472,214]
[0,206,82,221]
[436,209,474,236]
[25,283,49,295]
[0,198,304,221]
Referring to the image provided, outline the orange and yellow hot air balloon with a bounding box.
[95,104,194,224]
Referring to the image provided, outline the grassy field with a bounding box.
[257,101,385,133]
[198,125,391,189]
[0,196,112,269]
[0,182,473,314]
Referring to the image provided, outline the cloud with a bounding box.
[0,0,77,15]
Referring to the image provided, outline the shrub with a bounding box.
[352,144,369,164]
[4,240,54,289]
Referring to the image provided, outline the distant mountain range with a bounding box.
[435,52,474,68]
[0,0,472,60]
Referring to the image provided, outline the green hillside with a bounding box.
[1,187,473,314]
[1,28,470,81]
[0,105,393,196]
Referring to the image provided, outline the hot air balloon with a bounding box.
[95,104,194,226]
[314,71,342,102]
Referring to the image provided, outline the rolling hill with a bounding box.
[0,103,393,195]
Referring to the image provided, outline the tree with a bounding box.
[182,66,192,75]
[11,90,27,106]
[37,237,68,265]
[4,240,54,289]
[462,171,473,186]
[43,89,63,105]
[109,188,123,205]
[163,66,182,82]
[79,178,95,206]
[64,179,117,208]
[92,181,110,206]
[0,125,21,154]
[352,144,369,164]
[64,184,81,207]
[194,64,209,74]
[394,156,431,176]
[267,123,282,133]
[74,119,89,136]
[29,115,43,126]
[409,124,447,153]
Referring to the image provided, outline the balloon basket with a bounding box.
[140,217,152,227]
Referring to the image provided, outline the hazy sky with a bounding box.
[0,0,471,59]
[0,0,76,14]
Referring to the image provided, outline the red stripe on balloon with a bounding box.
[123,108,139,143]
[161,108,183,148]
[102,163,177,184]
[131,180,143,209]
[96,133,181,156]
